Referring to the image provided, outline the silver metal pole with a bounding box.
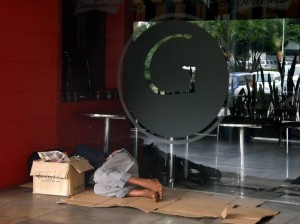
[104,117,110,154]
[169,137,174,188]
[286,127,289,153]
[184,136,189,179]
[239,127,245,182]
[134,127,138,160]
[281,18,285,63]
[133,120,139,160]
[286,126,289,178]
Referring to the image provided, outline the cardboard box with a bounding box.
[30,157,94,196]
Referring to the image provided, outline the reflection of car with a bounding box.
[284,64,300,77]
[285,61,293,65]
[283,64,300,89]
[260,59,277,70]
[251,71,281,94]
[228,72,252,96]
[285,64,300,74]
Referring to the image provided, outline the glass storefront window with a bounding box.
[129,1,300,202]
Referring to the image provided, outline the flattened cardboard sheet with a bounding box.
[58,188,279,224]
[221,206,279,224]
[120,188,184,213]
[156,191,229,218]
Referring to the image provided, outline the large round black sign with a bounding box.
[118,16,228,144]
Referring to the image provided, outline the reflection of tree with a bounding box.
[194,19,300,72]
[195,20,233,62]
[134,19,300,72]
[287,19,300,44]
[286,19,300,62]
[133,21,157,40]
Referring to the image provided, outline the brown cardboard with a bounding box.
[58,188,279,223]
[156,191,232,218]
[120,188,183,213]
[30,157,93,196]
[221,206,279,224]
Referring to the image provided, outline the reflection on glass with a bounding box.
[134,16,300,201]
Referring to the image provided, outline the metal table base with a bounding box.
[81,113,126,154]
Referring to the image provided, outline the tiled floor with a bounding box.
[1,136,300,223]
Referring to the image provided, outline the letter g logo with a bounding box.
[118,15,228,144]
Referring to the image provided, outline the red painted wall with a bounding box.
[0,0,61,188]
[105,1,133,88]
[0,0,134,189]
[58,1,134,155]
